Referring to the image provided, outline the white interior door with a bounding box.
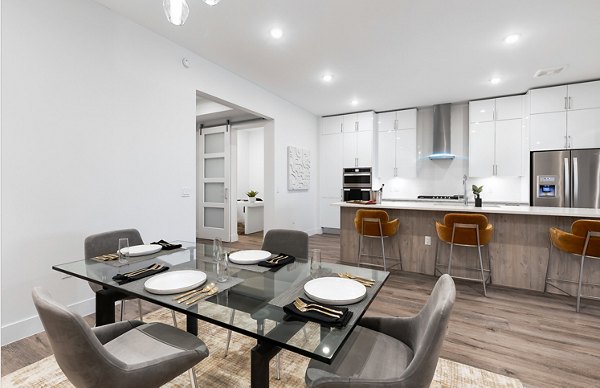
[197,125,230,241]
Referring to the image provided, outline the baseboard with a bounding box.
[1,297,96,346]
[305,227,323,236]
[320,227,340,235]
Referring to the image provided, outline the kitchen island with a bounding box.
[336,201,600,295]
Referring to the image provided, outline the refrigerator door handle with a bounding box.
[573,157,578,205]
[564,157,570,206]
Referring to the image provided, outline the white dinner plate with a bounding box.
[119,244,162,257]
[304,277,367,305]
[144,270,207,295]
[228,250,272,265]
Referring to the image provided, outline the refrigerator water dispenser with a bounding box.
[537,175,557,198]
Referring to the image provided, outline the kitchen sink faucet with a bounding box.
[463,174,468,205]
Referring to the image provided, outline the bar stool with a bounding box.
[545,219,600,312]
[434,213,493,296]
[354,209,401,271]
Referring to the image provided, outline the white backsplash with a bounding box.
[374,103,530,203]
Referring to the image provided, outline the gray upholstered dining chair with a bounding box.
[85,229,177,326]
[304,274,456,388]
[224,229,310,379]
[32,287,208,388]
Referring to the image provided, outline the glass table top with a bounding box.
[52,241,389,363]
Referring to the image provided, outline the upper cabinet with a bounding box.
[468,95,524,177]
[321,115,343,135]
[529,80,600,151]
[341,111,375,167]
[376,109,417,180]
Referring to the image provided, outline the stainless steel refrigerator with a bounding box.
[531,149,600,208]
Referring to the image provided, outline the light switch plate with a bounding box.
[181,186,191,197]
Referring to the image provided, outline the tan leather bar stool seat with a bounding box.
[354,209,401,271]
[545,219,600,312]
[434,213,493,296]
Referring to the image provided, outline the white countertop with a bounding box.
[334,201,600,218]
[237,200,264,208]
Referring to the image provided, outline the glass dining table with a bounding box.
[52,241,390,387]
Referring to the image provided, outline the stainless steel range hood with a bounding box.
[428,104,455,160]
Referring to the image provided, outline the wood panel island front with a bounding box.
[336,201,600,297]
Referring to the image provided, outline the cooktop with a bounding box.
[417,195,463,200]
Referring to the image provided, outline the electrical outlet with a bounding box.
[424,236,432,246]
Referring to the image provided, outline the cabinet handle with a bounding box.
[568,135,572,148]
[394,119,398,130]
[564,97,568,110]
[569,96,572,109]
[341,122,344,132]
[341,189,343,201]
[355,121,358,131]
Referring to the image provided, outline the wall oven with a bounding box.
[343,167,372,201]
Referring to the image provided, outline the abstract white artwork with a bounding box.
[287,146,310,191]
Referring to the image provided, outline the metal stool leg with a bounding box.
[544,242,554,293]
[487,244,492,284]
[380,234,386,272]
[576,253,586,313]
[434,237,440,276]
[276,352,281,380]
[476,228,487,296]
[357,232,364,267]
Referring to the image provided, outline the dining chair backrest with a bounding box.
[84,229,144,293]
[400,274,456,386]
[262,229,309,259]
[84,228,144,259]
[32,287,126,387]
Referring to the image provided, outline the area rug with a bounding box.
[2,307,523,388]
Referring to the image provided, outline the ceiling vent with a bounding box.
[533,65,567,78]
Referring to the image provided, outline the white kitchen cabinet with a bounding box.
[469,99,495,122]
[495,96,523,120]
[469,122,495,177]
[319,132,343,197]
[342,131,358,167]
[341,111,374,167]
[568,109,600,149]
[469,96,522,122]
[529,112,567,151]
[342,111,374,133]
[468,98,523,177]
[376,109,417,180]
[530,85,568,114]
[356,130,373,167]
[529,80,600,150]
[321,116,343,134]
[495,119,522,176]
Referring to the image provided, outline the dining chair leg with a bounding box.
[138,299,143,322]
[224,310,236,357]
[276,352,281,380]
[171,310,177,328]
[189,368,198,388]
[120,300,125,321]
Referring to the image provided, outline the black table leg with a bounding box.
[186,315,198,336]
[251,340,280,388]
[96,288,127,326]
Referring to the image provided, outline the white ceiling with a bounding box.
[94,0,600,116]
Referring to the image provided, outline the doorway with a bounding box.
[195,91,267,242]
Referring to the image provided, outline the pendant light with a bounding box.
[163,0,189,26]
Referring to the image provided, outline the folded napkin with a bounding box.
[283,297,353,328]
[257,253,296,269]
[112,265,169,285]
[150,240,182,250]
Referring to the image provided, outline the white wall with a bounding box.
[1,0,319,344]
[377,103,529,203]
[236,127,264,200]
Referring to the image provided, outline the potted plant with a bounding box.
[472,185,483,207]
[246,190,258,203]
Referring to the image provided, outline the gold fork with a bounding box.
[338,273,373,287]
[185,287,218,305]
[294,298,343,316]
[174,283,216,303]
[124,263,162,277]
[293,300,340,318]
[267,255,288,264]
[340,273,375,284]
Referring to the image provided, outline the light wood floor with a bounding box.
[3,232,600,387]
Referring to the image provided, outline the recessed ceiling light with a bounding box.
[351,99,358,106]
[490,77,501,85]
[322,74,333,83]
[504,34,521,45]
[480,109,486,113]
[270,28,283,39]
